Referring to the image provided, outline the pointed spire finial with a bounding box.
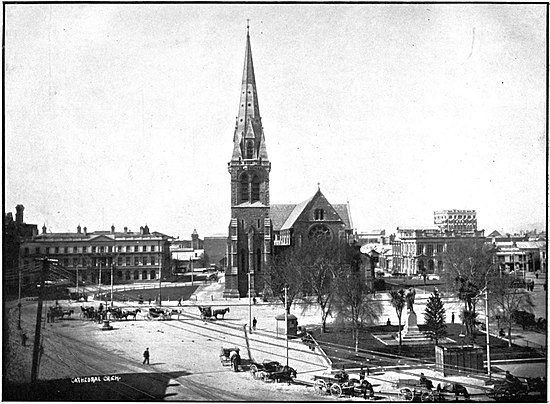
[247,19,250,34]
[317,182,321,190]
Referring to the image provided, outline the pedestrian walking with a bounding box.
[252,317,257,330]
[451,312,455,324]
[20,332,27,347]
[231,350,241,372]
[143,348,150,364]
[148,297,152,305]
[359,367,365,382]
[177,298,182,306]
[253,297,257,305]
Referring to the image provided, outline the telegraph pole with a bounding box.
[284,285,289,367]
[31,257,49,382]
[110,264,114,308]
[18,269,22,329]
[248,271,252,333]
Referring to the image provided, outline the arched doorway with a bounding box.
[142,270,148,280]
[151,270,156,279]
[134,270,139,280]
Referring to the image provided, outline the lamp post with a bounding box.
[18,269,22,329]
[284,285,289,367]
[248,271,252,333]
[484,286,491,380]
[110,264,114,308]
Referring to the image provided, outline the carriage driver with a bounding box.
[230,350,241,372]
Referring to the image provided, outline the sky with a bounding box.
[4,3,547,239]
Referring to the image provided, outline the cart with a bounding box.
[219,347,240,367]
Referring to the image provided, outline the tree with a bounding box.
[389,289,406,350]
[441,239,497,341]
[263,248,303,314]
[489,273,535,347]
[333,270,382,352]
[300,239,342,333]
[424,288,447,345]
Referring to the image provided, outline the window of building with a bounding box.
[151,245,155,252]
[73,258,78,267]
[240,173,249,203]
[426,244,434,256]
[314,209,324,220]
[35,247,40,254]
[151,270,156,279]
[117,246,122,252]
[308,224,332,241]
[92,246,96,253]
[108,246,112,253]
[100,246,104,253]
[416,244,423,255]
[134,257,139,265]
[436,244,443,253]
[246,140,254,159]
[134,246,139,252]
[73,247,77,253]
[142,270,148,280]
[125,271,131,280]
[143,245,147,252]
[117,271,123,280]
[54,247,59,254]
[127,246,131,252]
[117,257,122,266]
[256,249,262,272]
[64,247,68,253]
[126,257,131,266]
[82,246,87,253]
[63,258,68,267]
[143,256,148,265]
[134,270,139,280]
[151,257,155,265]
[251,175,260,202]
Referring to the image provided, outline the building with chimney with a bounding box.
[19,224,171,288]
[224,26,353,298]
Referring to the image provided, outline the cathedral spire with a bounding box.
[231,23,268,162]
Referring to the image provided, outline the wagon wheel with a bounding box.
[421,391,434,402]
[494,386,509,401]
[79,312,84,320]
[250,364,259,379]
[146,314,152,320]
[330,383,343,398]
[398,387,414,402]
[314,379,327,395]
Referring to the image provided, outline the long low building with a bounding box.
[19,224,171,286]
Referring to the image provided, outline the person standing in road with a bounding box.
[143,348,150,364]
[252,317,257,331]
[359,367,365,382]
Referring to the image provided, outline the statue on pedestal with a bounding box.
[405,287,416,313]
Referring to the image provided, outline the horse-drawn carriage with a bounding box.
[392,377,439,402]
[249,359,296,383]
[107,307,141,321]
[49,306,74,321]
[147,307,172,320]
[313,372,373,398]
[198,306,230,320]
[219,347,240,367]
[487,375,546,402]
[79,306,105,322]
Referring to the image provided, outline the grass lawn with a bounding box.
[110,285,199,303]
[312,323,543,369]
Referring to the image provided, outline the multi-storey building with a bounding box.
[434,209,477,232]
[3,205,38,289]
[19,224,171,287]
[394,226,485,275]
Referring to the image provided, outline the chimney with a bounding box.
[15,205,24,224]
[83,227,87,236]
[144,224,150,235]
[111,224,115,234]
[77,224,81,234]
[140,226,144,235]
[124,226,128,233]
[42,224,46,234]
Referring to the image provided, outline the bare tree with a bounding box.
[263,248,303,314]
[489,273,535,347]
[389,289,406,349]
[333,270,382,352]
[441,239,497,341]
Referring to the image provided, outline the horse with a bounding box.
[60,309,74,318]
[213,307,230,320]
[123,309,141,320]
[170,309,182,319]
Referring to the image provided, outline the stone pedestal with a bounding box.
[100,320,113,331]
[400,311,431,343]
[403,311,420,334]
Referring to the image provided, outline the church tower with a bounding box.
[224,25,272,298]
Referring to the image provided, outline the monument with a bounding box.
[401,287,431,343]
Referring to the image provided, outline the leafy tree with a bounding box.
[489,273,535,347]
[389,289,406,349]
[333,270,382,352]
[441,239,497,340]
[424,288,447,345]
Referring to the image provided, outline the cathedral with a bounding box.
[224,27,354,298]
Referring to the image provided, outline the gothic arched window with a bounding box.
[308,224,332,241]
[142,270,148,280]
[246,140,254,159]
[256,248,262,272]
[240,173,249,203]
[314,208,324,220]
[251,175,260,202]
